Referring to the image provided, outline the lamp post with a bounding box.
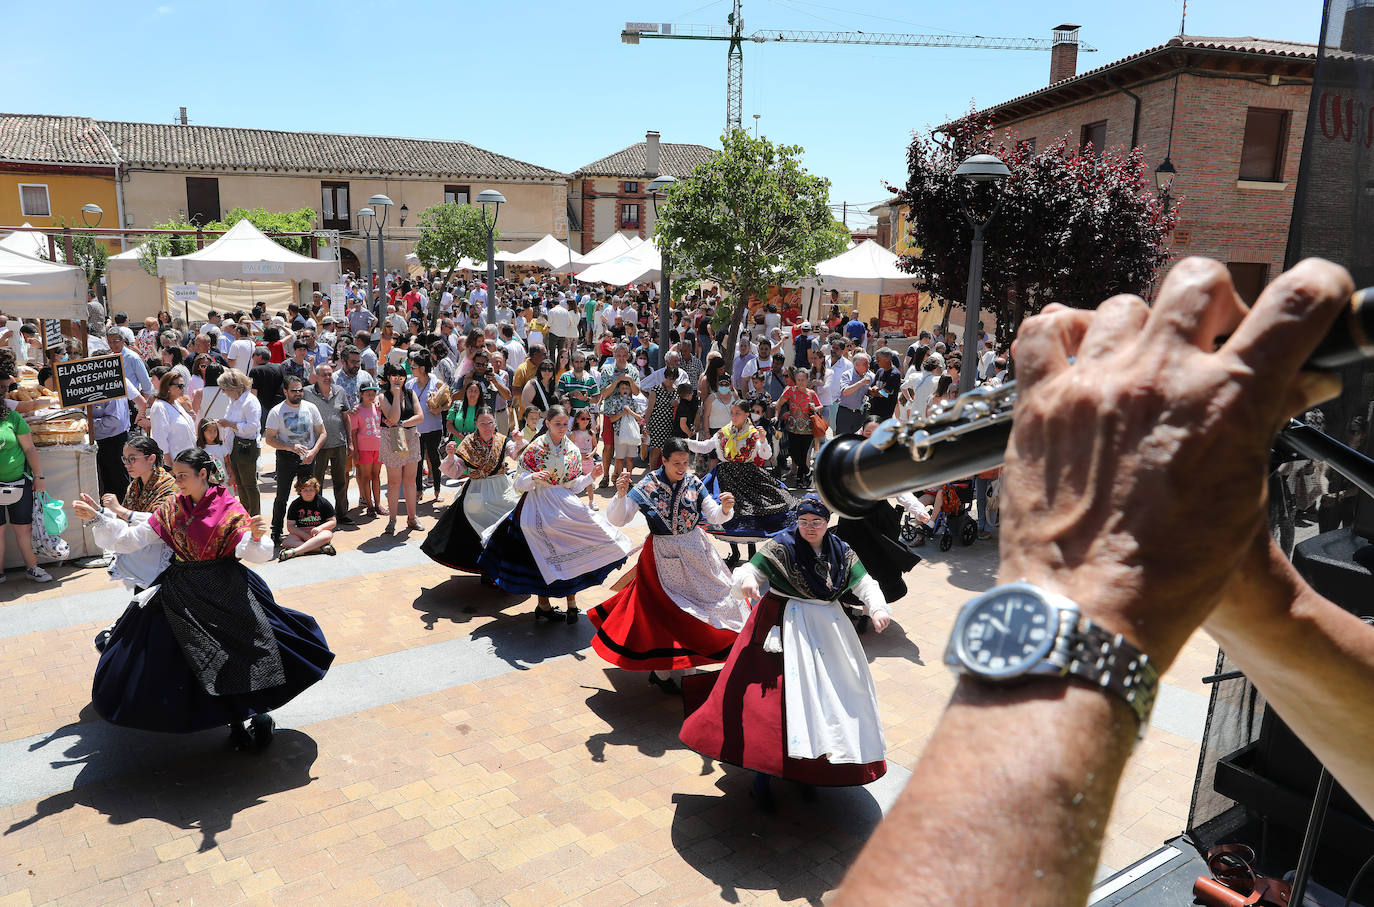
[80,203,103,228]
[476,189,506,324]
[357,206,376,316]
[1154,157,1178,212]
[953,153,1011,394]
[647,175,676,366]
[368,193,393,315]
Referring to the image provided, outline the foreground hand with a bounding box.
[616,472,631,496]
[1000,257,1351,669]
[72,493,99,522]
[871,612,891,633]
[739,576,761,602]
[248,515,268,541]
[718,492,735,511]
[591,462,604,479]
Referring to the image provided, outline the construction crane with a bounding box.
[622,2,1097,135]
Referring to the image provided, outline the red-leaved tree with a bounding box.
[889,114,1180,344]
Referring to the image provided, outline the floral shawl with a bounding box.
[753,527,865,602]
[125,467,178,514]
[628,467,712,536]
[520,433,582,487]
[716,423,760,463]
[457,432,510,478]
[148,484,251,561]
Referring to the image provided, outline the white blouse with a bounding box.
[150,399,198,461]
[223,392,262,444]
[90,507,275,563]
[687,433,773,462]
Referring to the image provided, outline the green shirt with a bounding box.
[0,409,31,482]
[447,402,478,437]
[558,371,599,410]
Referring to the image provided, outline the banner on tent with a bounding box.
[172,283,198,302]
[55,354,126,408]
[243,262,285,275]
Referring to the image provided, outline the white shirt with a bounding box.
[265,400,323,449]
[504,338,527,372]
[150,398,198,460]
[224,391,262,443]
[816,358,849,406]
[229,337,254,372]
[547,305,577,339]
[903,370,939,417]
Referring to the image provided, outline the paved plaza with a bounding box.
[0,468,1217,905]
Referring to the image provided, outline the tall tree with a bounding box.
[654,130,849,369]
[46,218,108,290]
[891,114,1179,344]
[414,202,497,297]
[137,207,316,275]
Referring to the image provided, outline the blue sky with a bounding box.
[13,0,1319,228]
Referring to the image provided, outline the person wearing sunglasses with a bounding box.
[149,371,198,466]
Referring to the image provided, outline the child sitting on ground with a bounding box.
[279,476,338,561]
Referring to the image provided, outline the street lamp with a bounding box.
[80,203,103,228]
[357,206,376,311]
[647,175,676,366]
[476,189,506,324]
[953,153,1011,394]
[1154,156,1178,212]
[368,194,394,312]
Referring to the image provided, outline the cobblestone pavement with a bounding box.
[0,471,1216,904]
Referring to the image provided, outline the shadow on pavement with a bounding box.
[5,723,319,853]
[920,538,1000,594]
[465,611,592,672]
[669,770,883,904]
[411,575,527,630]
[582,669,703,765]
[859,622,924,666]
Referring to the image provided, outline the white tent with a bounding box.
[499,234,585,272]
[577,233,640,270]
[573,242,662,286]
[0,246,86,319]
[108,243,295,323]
[157,219,338,284]
[802,240,915,295]
[0,223,64,263]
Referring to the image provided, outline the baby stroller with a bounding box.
[901,481,978,552]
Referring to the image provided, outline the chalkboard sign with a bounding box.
[41,319,62,350]
[54,354,127,408]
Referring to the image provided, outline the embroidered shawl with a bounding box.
[520,433,582,487]
[628,467,711,536]
[753,527,865,602]
[149,484,251,561]
[716,423,759,462]
[457,432,510,478]
[125,467,178,514]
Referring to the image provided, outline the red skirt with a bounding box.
[679,594,886,787]
[589,535,737,671]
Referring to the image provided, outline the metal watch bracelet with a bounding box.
[1040,608,1160,730]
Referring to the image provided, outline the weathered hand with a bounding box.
[1000,257,1351,669]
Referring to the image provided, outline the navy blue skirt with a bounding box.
[92,563,334,734]
[476,498,625,597]
[702,462,797,543]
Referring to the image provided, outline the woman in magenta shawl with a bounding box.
[74,448,334,749]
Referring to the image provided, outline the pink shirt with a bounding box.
[349,405,382,451]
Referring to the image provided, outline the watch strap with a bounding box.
[1046,609,1159,729]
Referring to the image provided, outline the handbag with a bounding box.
[618,411,642,445]
[0,478,24,506]
[29,491,69,562]
[810,410,829,440]
[39,491,66,536]
[427,381,451,416]
[232,436,257,456]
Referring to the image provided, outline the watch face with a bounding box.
[954,586,1060,678]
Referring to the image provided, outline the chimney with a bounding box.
[1049,24,1080,85]
[177,106,188,125]
[644,130,661,177]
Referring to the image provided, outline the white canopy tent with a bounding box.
[801,240,915,295]
[0,246,86,319]
[499,234,585,272]
[156,219,338,284]
[576,233,639,270]
[573,242,662,286]
[0,224,63,263]
[109,243,295,323]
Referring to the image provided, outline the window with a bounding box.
[444,184,470,205]
[624,181,639,194]
[1227,262,1270,304]
[1079,121,1107,156]
[321,181,350,230]
[185,177,220,225]
[18,184,50,217]
[1017,137,1038,155]
[1239,108,1289,182]
[621,204,640,228]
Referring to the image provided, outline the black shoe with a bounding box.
[337,514,355,526]
[270,533,283,547]
[228,721,253,751]
[565,606,580,624]
[648,673,682,696]
[534,606,565,622]
[250,714,275,749]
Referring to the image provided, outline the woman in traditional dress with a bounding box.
[477,405,635,623]
[680,494,891,811]
[421,408,520,580]
[688,400,796,567]
[591,438,749,694]
[72,448,334,750]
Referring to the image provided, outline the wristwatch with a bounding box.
[944,581,1159,734]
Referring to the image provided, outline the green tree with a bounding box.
[46,218,108,290]
[653,130,848,369]
[137,207,317,276]
[415,202,497,291]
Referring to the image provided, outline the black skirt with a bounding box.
[834,503,921,602]
[421,481,484,573]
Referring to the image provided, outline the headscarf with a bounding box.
[717,422,757,462]
[149,483,250,562]
[754,493,860,601]
[125,466,178,514]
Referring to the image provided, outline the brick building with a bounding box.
[569,132,715,253]
[956,30,1317,302]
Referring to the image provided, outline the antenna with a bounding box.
[1180,0,1187,35]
